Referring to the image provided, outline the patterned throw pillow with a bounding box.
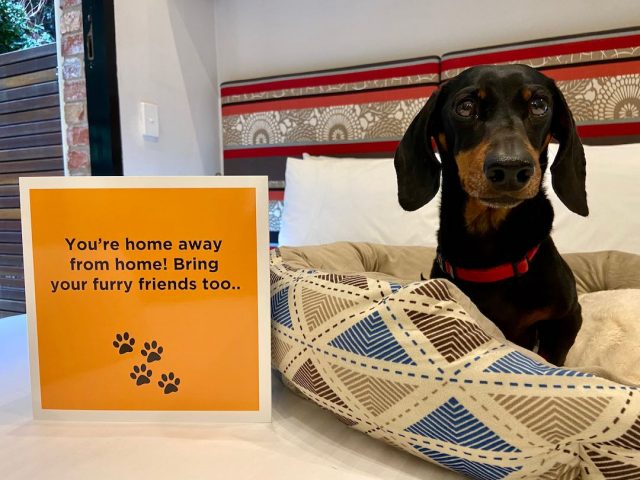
[271,248,640,479]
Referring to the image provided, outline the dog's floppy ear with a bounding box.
[550,84,589,216]
[394,89,442,211]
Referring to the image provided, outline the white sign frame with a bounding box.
[19,176,271,422]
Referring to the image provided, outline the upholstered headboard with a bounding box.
[221,27,640,245]
[441,28,640,142]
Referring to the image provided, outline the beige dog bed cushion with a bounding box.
[271,243,640,479]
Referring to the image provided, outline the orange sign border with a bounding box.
[19,176,271,422]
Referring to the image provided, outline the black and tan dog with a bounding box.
[395,64,588,366]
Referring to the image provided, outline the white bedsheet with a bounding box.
[0,315,461,480]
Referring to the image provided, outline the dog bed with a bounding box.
[270,243,640,479]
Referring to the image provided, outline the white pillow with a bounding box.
[278,156,440,247]
[279,144,640,254]
[546,143,640,254]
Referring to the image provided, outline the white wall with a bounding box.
[114,0,221,175]
[215,0,640,82]
[110,0,638,175]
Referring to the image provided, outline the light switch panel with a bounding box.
[140,102,159,139]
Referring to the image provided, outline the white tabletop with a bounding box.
[0,314,461,480]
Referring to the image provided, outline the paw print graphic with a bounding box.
[141,340,163,363]
[113,332,135,354]
[158,372,180,394]
[130,364,152,386]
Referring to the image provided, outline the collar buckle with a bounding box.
[514,258,526,277]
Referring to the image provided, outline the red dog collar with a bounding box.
[436,244,540,283]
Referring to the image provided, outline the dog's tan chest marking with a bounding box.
[464,197,510,235]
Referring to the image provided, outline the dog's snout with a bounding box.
[484,154,535,191]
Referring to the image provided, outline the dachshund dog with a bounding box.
[395,64,588,366]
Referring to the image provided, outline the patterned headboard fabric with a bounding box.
[442,28,640,143]
[221,56,439,172]
[221,56,440,244]
[220,27,640,245]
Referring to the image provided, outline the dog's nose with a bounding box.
[484,154,535,191]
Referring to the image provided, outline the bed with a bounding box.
[222,27,640,479]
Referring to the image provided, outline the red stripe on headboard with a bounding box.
[223,123,639,161]
[577,122,640,138]
[543,59,640,82]
[224,141,400,159]
[221,61,439,97]
[269,190,285,201]
[441,34,640,72]
[222,85,435,115]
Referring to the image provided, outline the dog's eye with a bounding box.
[529,97,549,116]
[455,99,477,118]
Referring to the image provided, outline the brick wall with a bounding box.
[59,0,90,175]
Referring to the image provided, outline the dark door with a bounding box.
[82,0,123,175]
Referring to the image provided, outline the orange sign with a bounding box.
[20,177,270,421]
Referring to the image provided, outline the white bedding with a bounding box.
[279,155,440,247]
[546,143,640,254]
[279,144,640,255]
